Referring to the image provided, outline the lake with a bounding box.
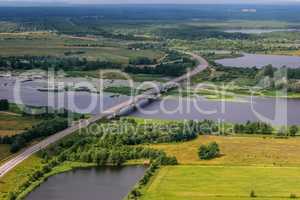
[25,166,146,200]
[215,53,300,68]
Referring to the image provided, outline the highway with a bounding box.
[0,52,208,178]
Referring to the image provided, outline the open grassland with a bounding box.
[0,145,11,163]
[142,165,300,200]
[0,32,162,63]
[146,135,300,166]
[0,155,43,200]
[0,112,40,137]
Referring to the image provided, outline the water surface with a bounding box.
[26,166,146,200]
[215,53,300,68]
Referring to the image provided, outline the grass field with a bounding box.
[0,32,162,63]
[0,155,43,200]
[0,145,11,163]
[146,135,300,166]
[142,165,300,200]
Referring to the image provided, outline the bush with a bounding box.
[289,126,299,137]
[198,142,220,160]
[290,193,297,199]
[250,190,257,198]
[0,99,9,111]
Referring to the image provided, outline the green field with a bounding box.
[0,155,43,200]
[0,32,162,63]
[142,165,300,200]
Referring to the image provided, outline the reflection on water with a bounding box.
[25,166,146,200]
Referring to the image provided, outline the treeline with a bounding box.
[0,56,121,71]
[82,118,206,145]
[0,117,69,153]
[234,121,273,135]
[129,57,156,65]
[156,26,255,40]
[125,58,196,76]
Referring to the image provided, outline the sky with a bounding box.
[1,0,300,4]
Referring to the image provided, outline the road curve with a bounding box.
[0,52,208,178]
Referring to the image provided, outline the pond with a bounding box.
[25,166,146,200]
[215,53,300,68]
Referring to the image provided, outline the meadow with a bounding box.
[142,165,300,200]
[146,135,300,166]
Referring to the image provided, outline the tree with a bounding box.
[289,125,299,137]
[277,126,288,137]
[198,142,220,160]
[94,149,108,166]
[108,150,126,166]
[0,99,9,111]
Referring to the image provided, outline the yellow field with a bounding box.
[146,135,300,166]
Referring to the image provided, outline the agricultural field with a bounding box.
[0,32,163,63]
[142,165,300,200]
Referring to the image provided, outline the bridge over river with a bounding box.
[0,52,208,178]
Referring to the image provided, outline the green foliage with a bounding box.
[289,126,299,137]
[124,57,196,77]
[234,121,273,135]
[198,142,220,160]
[0,56,121,71]
[250,190,257,198]
[129,57,156,65]
[0,99,9,111]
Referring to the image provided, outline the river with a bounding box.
[25,166,146,200]
[1,77,299,125]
